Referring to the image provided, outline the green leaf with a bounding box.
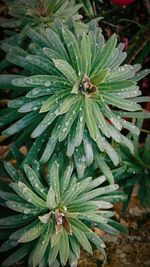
[86,231,106,249]
[100,80,135,91]
[10,182,47,208]
[95,153,114,184]
[62,27,81,75]
[84,97,97,141]
[32,223,52,267]
[61,161,74,194]
[39,90,69,113]
[0,74,25,90]
[48,242,60,266]
[46,187,56,209]
[2,112,38,136]
[59,100,81,142]
[49,160,60,203]
[69,236,80,258]
[53,59,78,84]
[1,243,32,267]
[59,228,69,265]
[81,33,91,75]
[76,183,119,202]
[74,108,85,147]
[72,226,92,254]
[83,128,93,166]
[0,214,36,229]
[5,200,40,215]
[102,93,142,111]
[10,219,46,242]
[131,69,150,82]
[4,162,23,182]
[46,28,69,61]
[0,109,22,127]
[68,218,91,233]
[90,69,108,85]
[23,164,47,199]
[0,240,18,252]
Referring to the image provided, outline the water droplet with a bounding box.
[44,81,51,87]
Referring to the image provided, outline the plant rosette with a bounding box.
[0,21,150,183]
[0,157,127,267]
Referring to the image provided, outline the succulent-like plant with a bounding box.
[0,22,150,182]
[0,0,82,36]
[113,119,150,212]
[0,156,126,267]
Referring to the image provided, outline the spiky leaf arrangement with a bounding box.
[113,119,150,212]
[0,23,150,182]
[0,157,126,267]
[0,0,82,33]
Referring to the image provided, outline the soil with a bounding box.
[78,197,150,267]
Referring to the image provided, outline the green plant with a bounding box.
[113,119,150,212]
[1,22,150,182]
[0,155,127,267]
[0,1,84,71]
[0,0,83,39]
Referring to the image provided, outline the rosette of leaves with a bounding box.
[113,119,150,212]
[0,23,150,182]
[0,156,127,267]
[0,0,82,38]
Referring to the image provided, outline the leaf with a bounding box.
[10,182,47,208]
[4,162,22,182]
[90,69,108,85]
[0,109,22,127]
[12,75,71,87]
[49,160,60,203]
[39,90,69,113]
[86,231,106,249]
[86,175,106,191]
[46,28,69,61]
[61,161,74,194]
[2,112,38,136]
[53,59,78,84]
[69,236,80,258]
[74,108,85,147]
[81,33,91,75]
[108,219,128,234]
[72,226,92,254]
[10,219,46,242]
[23,164,47,199]
[76,183,119,203]
[32,223,52,267]
[0,240,18,252]
[84,97,97,141]
[131,69,150,82]
[48,242,60,266]
[46,187,56,209]
[83,128,94,166]
[95,153,114,184]
[102,93,142,111]
[92,33,117,75]
[0,214,36,229]
[18,97,47,113]
[62,27,81,75]
[0,74,25,90]
[91,102,110,138]
[59,100,81,142]
[99,80,135,91]
[59,228,69,265]
[1,243,32,267]
[5,200,40,215]
[69,218,91,233]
